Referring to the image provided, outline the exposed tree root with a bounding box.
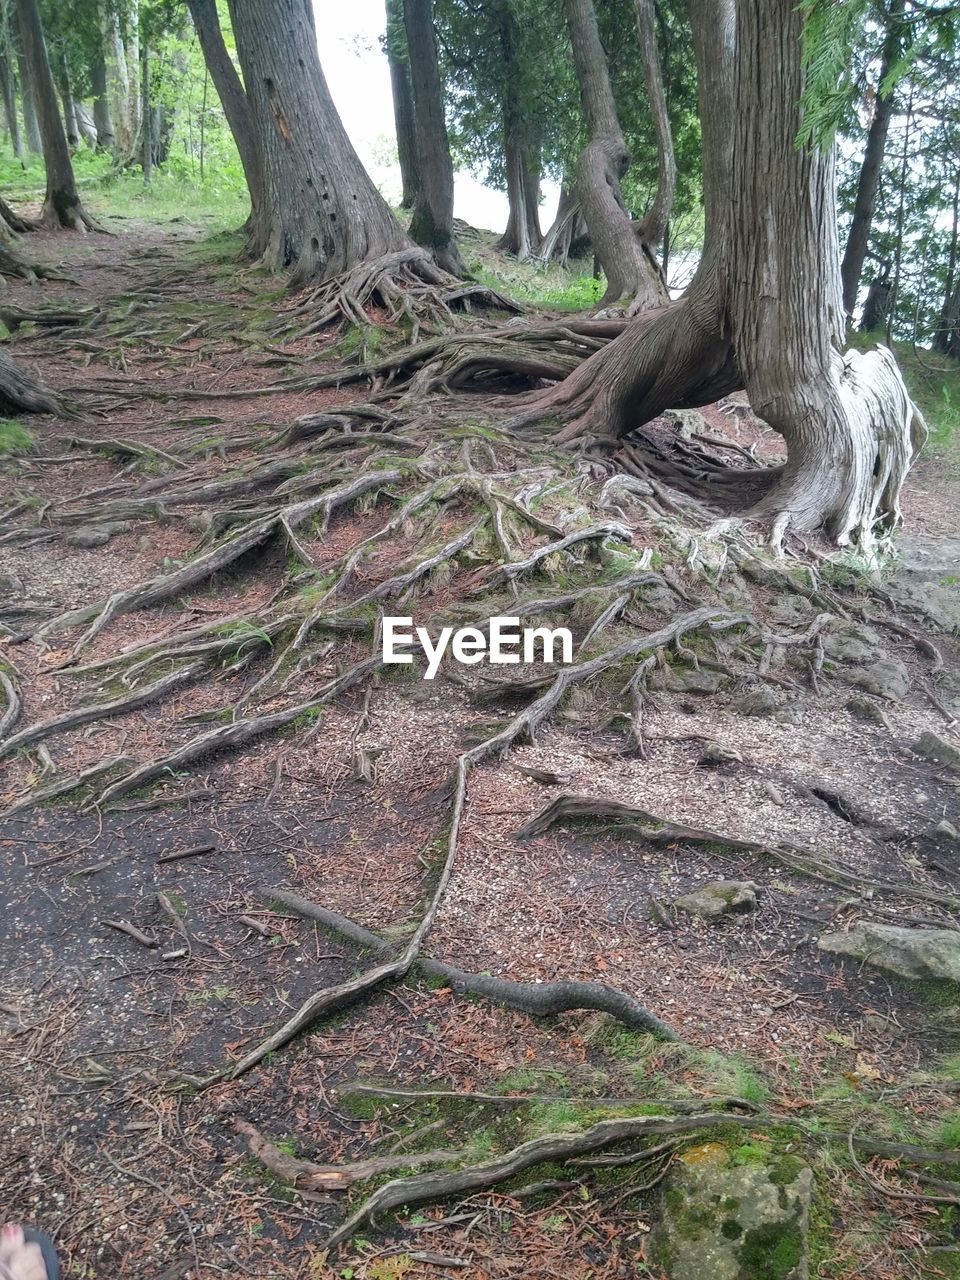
[0,349,70,416]
[514,793,960,912]
[263,888,680,1041]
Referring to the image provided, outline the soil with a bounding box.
[1,215,959,1280]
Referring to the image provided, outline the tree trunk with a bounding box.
[103,8,132,154]
[141,44,152,182]
[14,0,101,230]
[493,0,541,259]
[91,48,115,151]
[0,349,63,414]
[633,0,675,247]
[562,0,667,309]
[186,0,264,225]
[15,39,41,154]
[403,0,463,274]
[538,182,590,266]
[0,52,23,158]
[226,0,411,284]
[528,0,923,549]
[933,170,960,356]
[125,1,141,153]
[56,50,79,147]
[839,0,904,320]
[384,0,420,210]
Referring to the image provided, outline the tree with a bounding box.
[385,0,421,209]
[517,0,923,549]
[492,0,543,258]
[186,0,264,226]
[403,0,464,273]
[840,0,906,319]
[14,0,102,230]
[562,0,668,309]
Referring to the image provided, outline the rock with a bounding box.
[885,538,960,634]
[845,657,910,700]
[64,521,130,549]
[821,624,883,665]
[640,581,683,615]
[774,701,805,726]
[818,921,960,984]
[733,686,779,717]
[674,880,759,920]
[911,731,960,773]
[845,696,892,729]
[652,666,726,695]
[663,407,708,438]
[652,1142,812,1280]
[935,819,958,840]
[887,578,960,634]
[698,741,743,768]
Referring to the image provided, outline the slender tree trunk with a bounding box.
[403,0,463,273]
[0,53,22,158]
[14,0,101,230]
[56,50,79,147]
[493,0,541,258]
[226,0,410,283]
[15,36,41,154]
[384,0,420,210]
[141,44,152,182]
[103,8,132,154]
[633,0,675,246]
[91,47,115,151]
[186,0,264,225]
[530,0,923,548]
[125,1,141,151]
[934,170,960,356]
[839,0,904,320]
[562,0,666,309]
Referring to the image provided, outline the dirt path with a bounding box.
[1,219,958,1280]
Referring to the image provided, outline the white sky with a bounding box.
[320,0,561,233]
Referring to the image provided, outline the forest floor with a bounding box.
[0,209,959,1280]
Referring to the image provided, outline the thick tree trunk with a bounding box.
[562,0,667,309]
[14,0,101,230]
[538,183,590,266]
[91,48,115,151]
[839,0,903,320]
[0,349,63,414]
[384,0,420,210]
[227,0,411,284]
[186,0,264,224]
[493,0,541,259]
[403,0,463,274]
[103,9,132,154]
[0,52,23,158]
[529,0,922,548]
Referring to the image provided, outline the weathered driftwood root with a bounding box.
[341,1084,760,1112]
[264,888,680,1041]
[2,755,133,817]
[324,1112,756,1249]
[514,793,960,912]
[0,669,21,738]
[0,349,68,416]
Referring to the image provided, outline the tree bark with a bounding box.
[186,0,264,225]
[14,0,101,230]
[14,34,41,154]
[403,0,463,273]
[633,0,675,246]
[562,0,667,309]
[384,0,420,210]
[528,0,923,549]
[141,44,152,182]
[226,0,411,284]
[56,50,79,147]
[0,349,63,415]
[538,182,590,266]
[103,7,132,154]
[493,0,542,259]
[933,169,960,356]
[839,0,904,320]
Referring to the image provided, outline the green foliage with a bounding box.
[0,421,34,456]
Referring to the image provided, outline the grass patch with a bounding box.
[0,420,34,456]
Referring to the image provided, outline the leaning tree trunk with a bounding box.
[186,0,264,226]
[839,0,904,319]
[227,0,412,283]
[56,50,79,147]
[632,0,675,250]
[14,37,41,153]
[525,0,923,549]
[403,0,463,274]
[385,0,420,210]
[562,0,667,309]
[538,182,590,266]
[14,0,102,230]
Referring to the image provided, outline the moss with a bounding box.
[735,1217,804,1279]
[721,1218,743,1240]
[0,420,34,456]
[769,1155,806,1188]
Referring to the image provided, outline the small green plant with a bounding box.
[0,420,34,456]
